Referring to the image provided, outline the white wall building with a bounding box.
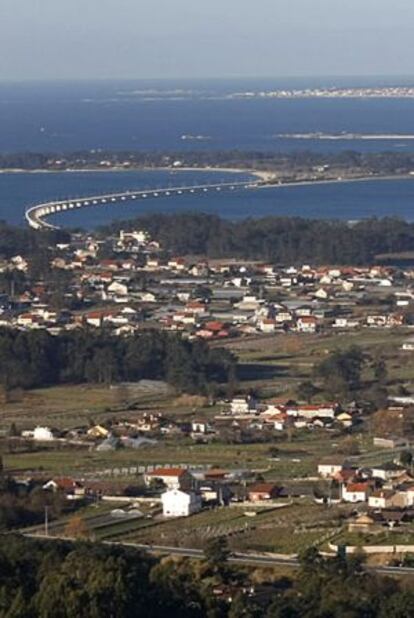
[161,489,202,517]
[33,426,55,441]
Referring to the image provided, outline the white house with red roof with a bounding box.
[297,316,317,333]
[341,482,372,503]
[144,467,194,490]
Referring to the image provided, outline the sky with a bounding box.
[1,0,414,80]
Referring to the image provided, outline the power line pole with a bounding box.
[44,505,49,537]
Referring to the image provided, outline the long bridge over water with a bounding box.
[25,180,261,230]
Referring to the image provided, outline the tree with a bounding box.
[315,346,364,399]
[373,358,388,385]
[298,546,323,570]
[297,380,317,403]
[8,422,18,438]
[380,591,414,618]
[400,450,413,468]
[204,536,230,568]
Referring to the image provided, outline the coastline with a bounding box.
[0,166,412,188]
[0,165,262,177]
[259,173,414,190]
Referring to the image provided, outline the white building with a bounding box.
[318,460,347,478]
[341,483,371,503]
[370,463,405,481]
[161,489,202,517]
[144,467,194,490]
[107,281,129,297]
[33,426,55,441]
[296,316,317,333]
[368,490,397,510]
[230,398,250,415]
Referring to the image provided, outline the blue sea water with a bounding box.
[3,170,414,228]
[3,78,414,227]
[3,77,414,154]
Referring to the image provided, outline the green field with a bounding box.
[119,500,347,555]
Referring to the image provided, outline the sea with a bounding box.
[3,77,414,228]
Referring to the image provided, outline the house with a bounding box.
[317,459,350,478]
[368,490,397,510]
[263,413,288,432]
[373,436,409,449]
[333,318,358,329]
[314,288,329,300]
[199,482,231,505]
[17,313,41,328]
[161,489,202,517]
[371,462,405,481]
[33,426,55,441]
[336,412,353,428]
[107,281,129,297]
[296,316,317,333]
[236,296,262,311]
[144,467,194,490]
[341,482,372,503]
[295,404,337,419]
[191,420,213,434]
[43,478,85,499]
[259,318,276,333]
[348,514,378,533]
[230,397,256,415]
[168,258,186,271]
[84,310,119,327]
[185,302,207,315]
[87,425,109,439]
[248,483,280,502]
[137,292,157,303]
[404,485,414,507]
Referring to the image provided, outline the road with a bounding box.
[19,533,414,576]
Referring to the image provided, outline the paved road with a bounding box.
[20,533,414,575]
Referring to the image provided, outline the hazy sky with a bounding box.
[1,0,414,80]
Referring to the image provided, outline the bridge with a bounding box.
[25,180,261,230]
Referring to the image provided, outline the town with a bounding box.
[1,219,414,570]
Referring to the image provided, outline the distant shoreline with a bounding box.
[0,166,271,181]
[2,166,414,190]
[275,133,414,141]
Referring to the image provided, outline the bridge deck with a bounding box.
[25,181,259,230]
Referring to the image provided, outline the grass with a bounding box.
[336,528,414,548]
[0,382,175,431]
[3,430,356,478]
[121,500,344,555]
[226,328,412,395]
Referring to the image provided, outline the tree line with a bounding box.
[0,328,235,394]
[1,536,413,617]
[102,213,414,265]
[0,221,68,260]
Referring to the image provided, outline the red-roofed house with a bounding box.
[297,316,317,333]
[342,482,372,503]
[248,483,280,502]
[144,467,194,490]
[43,477,85,499]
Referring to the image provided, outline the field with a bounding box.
[0,381,175,431]
[335,528,414,548]
[110,500,349,555]
[223,328,413,396]
[3,429,376,479]
[0,327,410,482]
